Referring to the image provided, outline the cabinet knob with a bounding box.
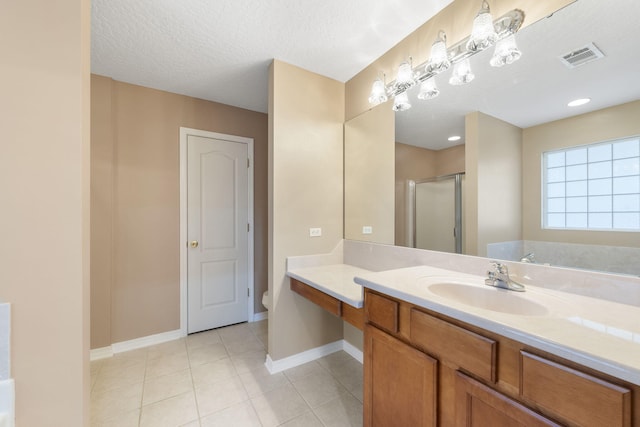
[190,240,199,248]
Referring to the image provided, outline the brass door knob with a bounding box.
[190,240,199,248]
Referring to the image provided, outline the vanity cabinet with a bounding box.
[364,324,437,426]
[363,289,637,427]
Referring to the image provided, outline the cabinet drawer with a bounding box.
[290,278,341,316]
[456,371,561,426]
[521,352,631,427]
[365,292,398,333]
[410,309,496,383]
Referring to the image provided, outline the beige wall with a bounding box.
[465,112,522,256]
[0,0,90,425]
[436,144,466,176]
[90,75,268,348]
[344,104,395,244]
[345,0,575,121]
[522,100,640,248]
[343,323,363,352]
[268,60,345,360]
[395,143,465,246]
[91,75,114,348]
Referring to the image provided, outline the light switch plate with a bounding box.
[362,226,373,234]
[309,227,322,237]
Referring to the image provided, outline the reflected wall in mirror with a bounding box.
[344,102,395,244]
[517,101,640,276]
[344,0,640,276]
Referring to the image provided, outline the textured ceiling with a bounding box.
[91,0,453,113]
[92,0,640,151]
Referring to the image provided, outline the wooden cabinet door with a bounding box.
[364,324,437,427]
[521,352,632,427]
[455,372,560,427]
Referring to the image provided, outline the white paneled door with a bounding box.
[187,133,250,333]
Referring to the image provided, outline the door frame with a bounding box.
[179,127,255,336]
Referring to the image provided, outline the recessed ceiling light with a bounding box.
[448,135,461,142]
[568,98,591,107]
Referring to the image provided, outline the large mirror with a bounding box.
[345,0,640,276]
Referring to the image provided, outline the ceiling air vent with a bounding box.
[559,42,605,69]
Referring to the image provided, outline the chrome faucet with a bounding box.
[520,252,535,263]
[485,261,525,292]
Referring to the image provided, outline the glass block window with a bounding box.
[542,137,640,231]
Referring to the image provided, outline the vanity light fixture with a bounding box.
[467,0,498,52]
[425,31,450,74]
[368,77,388,105]
[568,98,591,107]
[448,135,461,142]
[449,59,475,85]
[490,34,522,67]
[392,91,412,111]
[367,4,525,111]
[417,78,440,100]
[394,60,417,92]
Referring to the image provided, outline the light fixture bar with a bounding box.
[446,9,524,66]
[382,8,524,98]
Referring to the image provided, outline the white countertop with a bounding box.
[287,264,369,308]
[354,265,640,386]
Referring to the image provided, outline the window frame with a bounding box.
[541,136,640,232]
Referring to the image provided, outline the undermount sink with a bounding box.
[427,282,549,316]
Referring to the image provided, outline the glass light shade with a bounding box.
[417,78,440,100]
[449,59,475,85]
[490,35,522,67]
[466,1,498,52]
[368,78,388,105]
[425,31,450,74]
[392,92,412,112]
[394,61,416,92]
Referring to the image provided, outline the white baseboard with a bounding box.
[112,329,184,354]
[342,340,363,364]
[265,340,343,374]
[265,339,363,374]
[252,311,268,322]
[90,329,185,361]
[89,346,114,361]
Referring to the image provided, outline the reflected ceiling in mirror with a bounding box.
[394,0,640,150]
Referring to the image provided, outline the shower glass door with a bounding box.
[407,173,465,254]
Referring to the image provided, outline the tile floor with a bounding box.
[90,320,363,426]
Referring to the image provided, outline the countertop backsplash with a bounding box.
[343,240,640,308]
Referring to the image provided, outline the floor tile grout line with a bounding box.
[245,388,267,427]
[186,336,203,426]
[138,346,151,426]
[240,369,266,427]
[192,326,250,423]
[225,321,268,426]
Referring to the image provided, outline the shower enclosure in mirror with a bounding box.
[407,173,465,254]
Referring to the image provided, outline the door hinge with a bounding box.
[247,158,250,168]
[248,288,250,297]
[247,223,250,232]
